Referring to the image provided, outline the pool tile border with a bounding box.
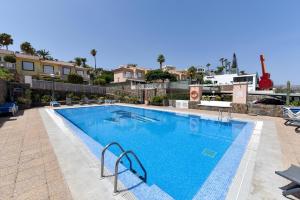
[47,108,173,200]
[45,104,262,200]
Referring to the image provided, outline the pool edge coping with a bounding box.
[44,104,263,199]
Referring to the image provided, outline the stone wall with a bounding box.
[248,104,283,117]
[231,103,248,114]
[169,99,283,117]
[0,80,7,104]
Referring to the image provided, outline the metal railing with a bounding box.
[114,150,147,193]
[100,142,132,177]
[100,142,147,193]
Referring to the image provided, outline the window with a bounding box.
[124,71,132,78]
[63,67,70,75]
[43,65,54,74]
[22,61,34,71]
[137,72,142,78]
[77,70,84,76]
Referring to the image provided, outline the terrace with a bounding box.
[1,104,299,199]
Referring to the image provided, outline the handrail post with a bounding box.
[101,142,133,178]
[114,150,147,193]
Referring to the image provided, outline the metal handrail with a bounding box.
[114,150,147,193]
[101,142,133,177]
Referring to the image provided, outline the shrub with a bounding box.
[129,96,139,104]
[17,97,31,105]
[150,96,164,106]
[93,78,106,85]
[215,95,222,101]
[0,67,14,81]
[3,55,16,63]
[72,95,81,101]
[41,95,52,104]
[290,101,300,106]
[67,73,84,84]
[202,95,210,101]
[66,93,74,98]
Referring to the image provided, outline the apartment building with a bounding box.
[0,49,90,82]
[162,65,188,81]
[113,64,149,83]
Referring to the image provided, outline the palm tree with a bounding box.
[206,63,211,74]
[0,33,13,50]
[90,49,97,70]
[187,66,197,82]
[157,54,165,70]
[219,58,225,67]
[36,49,50,59]
[81,58,87,68]
[20,42,35,55]
[74,57,82,66]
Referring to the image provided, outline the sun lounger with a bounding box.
[283,107,300,125]
[0,102,18,116]
[275,165,300,197]
[50,101,61,107]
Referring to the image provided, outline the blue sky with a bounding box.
[2,0,300,84]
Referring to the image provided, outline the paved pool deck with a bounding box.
[0,104,299,200]
[0,109,72,200]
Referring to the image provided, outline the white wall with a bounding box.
[204,73,257,91]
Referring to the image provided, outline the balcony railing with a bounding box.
[0,61,16,69]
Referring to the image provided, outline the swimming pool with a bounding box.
[55,105,254,200]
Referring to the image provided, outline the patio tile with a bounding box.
[0,184,14,199]
[14,175,47,196]
[16,164,45,182]
[0,173,17,187]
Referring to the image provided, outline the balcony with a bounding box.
[0,61,16,69]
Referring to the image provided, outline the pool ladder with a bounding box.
[100,142,147,193]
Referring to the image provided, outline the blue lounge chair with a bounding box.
[0,102,18,116]
[50,101,61,107]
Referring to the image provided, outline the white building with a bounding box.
[204,73,257,91]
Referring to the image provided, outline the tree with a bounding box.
[206,63,211,74]
[195,72,204,84]
[4,55,16,63]
[67,73,84,84]
[74,57,82,66]
[215,66,225,74]
[231,53,238,69]
[0,67,14,81]
[219,58,225,67]
[187,66,197,80]
[36,49,50,59]
[145,69,176,82]
[81,58,87,68]
[93,78,106,85]
[90,49,97,70]
[20,42,35,55]
[0,33,13,50]
[157,54,165,70]
[93,70,113,85]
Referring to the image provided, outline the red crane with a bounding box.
[258,54,273,90]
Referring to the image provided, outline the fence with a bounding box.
[31,79,106,95]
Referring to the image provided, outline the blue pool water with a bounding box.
[56,105,253,200]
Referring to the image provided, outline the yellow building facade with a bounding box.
[0,49,90,82]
